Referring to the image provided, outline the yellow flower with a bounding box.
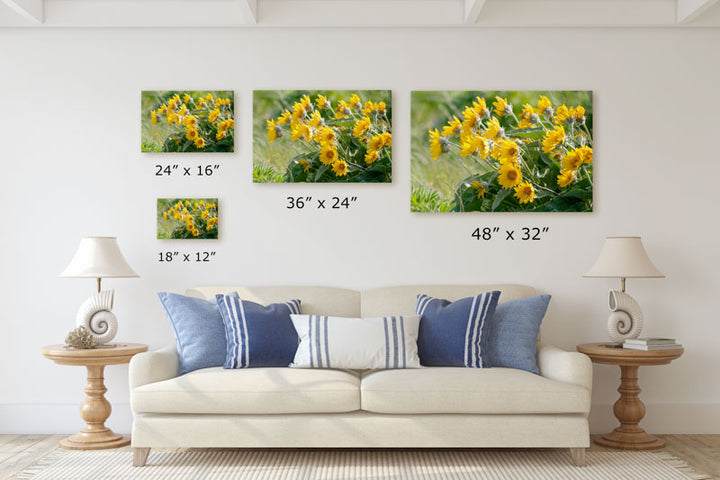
[308,110,323,128]
[353,117,371,138]
[577,145,593,164]
[332,160,349,177]
[186,128,198,141]
[361,101,386,116]
[163,211,168,221]
[498,139,520,164]
[166,112,177,125]
[183,115,197,128]
[290,122,311,141]
[376,102,387,114]
[205,93,213,102]
[214,97,224,108]
[554,105,570,124]
[178,104,188,116]
[518,104,538,129]
[194,137,205,149]
[157,105,167,114]
[462,107,481,132]
[460,135,490,158]
[267,119,279,143]
[201,210,209,220]
[561,149,583,171]
[573,105,586,122]
[498,163,522,189]
[315,127,336,146]
[537,96,553,116]
[335,101,352,119]
[183,94,191,104]
[291,103,306,123]
[319,144,338,165]
[223,98,231,106]
[196,98,205,109]
[429,129,447,160]
[364,150,379,164]
[299,159,311,172]
[150,110,158,126]
[299,95,313,112]
[514,181,536,204]
[471,181,486,199]
[493,96,512,117]
[557,169,575,188]
[481,117,503,140]
[542,125,565,153]
[442,116,462,137]
[277,111,291,125]
[208,109,220,123]
[216,130,226,141]
[315,95,328,110]
[368,134,385,152]
[349,94,362,110]
[380,132,392,147]
[472,97,489,118]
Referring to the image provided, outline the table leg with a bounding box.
[594,365,665,450]
[60,365,130,450]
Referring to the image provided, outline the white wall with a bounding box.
[1,27,719,435]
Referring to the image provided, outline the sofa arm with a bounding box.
[536,343,593,392]
[129,345,179,390]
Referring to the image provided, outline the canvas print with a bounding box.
[142,91,234,152]
[411,91,593,212]
[254,90,392,183]
[157,198,218,239]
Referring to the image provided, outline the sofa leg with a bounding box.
[569,448,586,466]
[133,447,150,467]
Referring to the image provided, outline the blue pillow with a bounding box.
[157,292,227,375]
[486,295,551,374]
[416,291,500,367]
[216,295,301,368]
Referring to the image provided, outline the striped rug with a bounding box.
[12,448,710,480]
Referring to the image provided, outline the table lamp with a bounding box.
[60,236,139,345]
[583,236,664,344]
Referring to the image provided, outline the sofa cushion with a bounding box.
[290,314,421,369]
[157,292,227,375]
[216,295,301,368]
[487,295,551,374]
[416,292,500,368]
[360,367,590,414]
[132,367,360,414]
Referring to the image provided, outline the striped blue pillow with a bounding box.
[216,295,301,368]
[289,314,421,369]
[416,291,501,367]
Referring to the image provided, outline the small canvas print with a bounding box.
[157,198,218,239]
[411,91,593,212]
[142,91,234,152]
[254,90,392,183]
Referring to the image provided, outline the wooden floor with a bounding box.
[1,434,718,479]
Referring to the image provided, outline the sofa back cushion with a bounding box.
[361,285,536,317]
[186,286,361,317]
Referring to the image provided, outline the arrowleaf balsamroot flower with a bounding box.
[429,129,447,160]
[498,163,522,189]
[493,96,512,117]
[514,182,536,204]
[332,160,349,177]
[542,125,565,153]
[557,169,575,188]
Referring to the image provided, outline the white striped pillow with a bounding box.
[290,314,421,369]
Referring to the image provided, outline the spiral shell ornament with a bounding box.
[75,290,117,344]
[607,290,644,344]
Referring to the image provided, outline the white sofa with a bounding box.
[129,285,592,467]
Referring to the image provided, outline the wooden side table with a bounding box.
[577,342,683,450]
[41,343,148,450]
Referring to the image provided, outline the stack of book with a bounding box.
[623,338,682,350]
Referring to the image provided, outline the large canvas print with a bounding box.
[157,198,218,239]
[411,91,593,212]
[142,91,234,152]
[254,90,392,183]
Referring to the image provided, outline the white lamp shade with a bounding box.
[60,236,139,278]
[584,236,664,278]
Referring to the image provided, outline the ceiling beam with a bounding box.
[464,0,487,24]
[677,0,720,23]
[238,0,257,24]
[1,0,43,24]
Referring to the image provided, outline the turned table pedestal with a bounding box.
[41,343,148,450]
[576,342,683,450]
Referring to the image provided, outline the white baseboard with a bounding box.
[2,403,719,435]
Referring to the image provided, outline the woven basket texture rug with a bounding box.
[11,448,711,480]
